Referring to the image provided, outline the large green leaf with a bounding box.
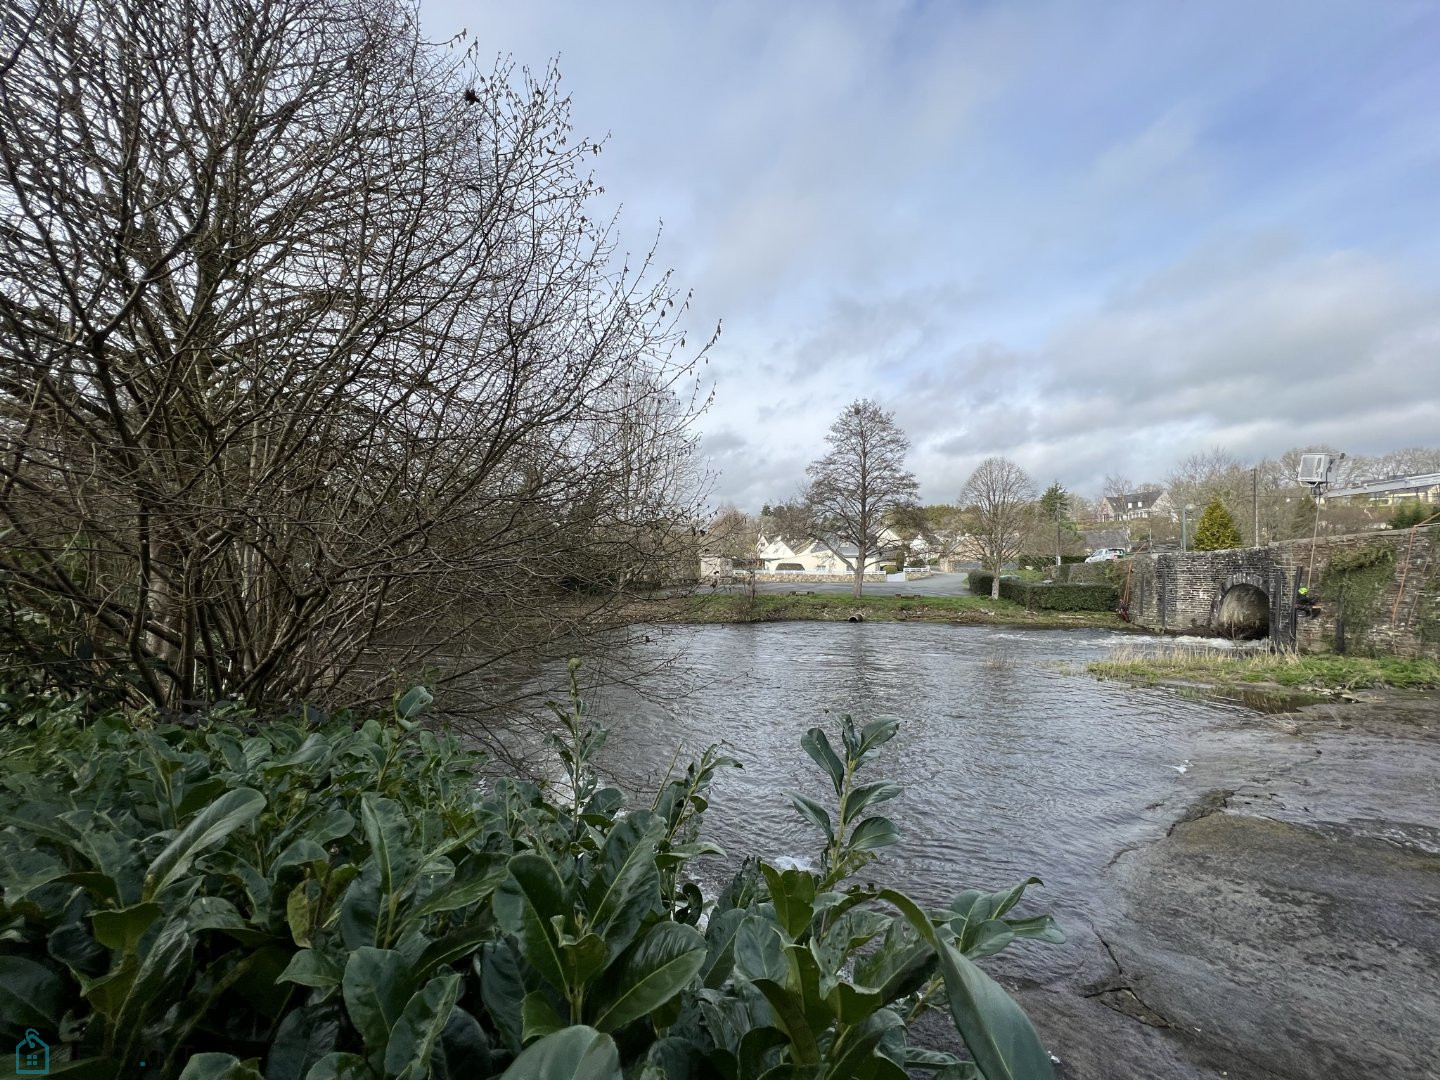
[800,729,845,796]
[176,1053,264,1078]
[733,914,789,984]
[143,788,265,899]
[266,1002,342,1080]
[497,1025,621,1080]
[493,853,570,991]
[700,907,746,989]
[590,921,706,1033]
[341,947,412,1050]
[522,990,567,1042]
[0,955,64,1027]
[111,915,193,1034]
[278,950,343,990]
[396,686,433,722]
[384,972,462,1080]
[750,978,821,1065]
[478,941,526,1056]
[91,901,163,952]
[846,816,900,852]
[584,812,663,958]
[879,889,1054,1080]
[759,863,816,940]
[360,794,414,899]
[1003,915,1066,945]
[301,1053,370,1080]
[786,792,833,843]
[841,780,900,821]
[432,1007,491,1079]
[856,718,900,757]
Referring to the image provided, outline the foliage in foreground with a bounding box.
[1088,648,1440,690]
[0,671,1062,1079]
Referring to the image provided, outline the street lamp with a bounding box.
[1181,503,1196,551]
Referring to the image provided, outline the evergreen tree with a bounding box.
[1193,497,1244,550]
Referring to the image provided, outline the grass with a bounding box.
[1088,643,1440,691]
[632,591,1128,629]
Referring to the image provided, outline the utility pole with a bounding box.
[1253,465,1259,545]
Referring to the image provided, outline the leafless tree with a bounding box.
[802,400,918,597]
[1102,473,1133,499]
[704,505,758,563]
[758,500,812,545]
[0,0,714,726]
[961,458,1036,599]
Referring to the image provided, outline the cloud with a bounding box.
[426,0,1440,510]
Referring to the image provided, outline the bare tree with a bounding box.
[1102,473,1133,498]
[0,0,714,723]
[802,400,918,597]
[704,505,758,563]
[962,458,1036,599]
[759,500,812,545]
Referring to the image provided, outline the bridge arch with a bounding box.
[1214,572,1270,639]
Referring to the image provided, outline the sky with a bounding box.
[423,0,1440,511]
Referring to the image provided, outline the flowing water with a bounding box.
[571,622,1263,981]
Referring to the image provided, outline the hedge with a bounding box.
[1000,578,1119,611]
[968,570,995,595]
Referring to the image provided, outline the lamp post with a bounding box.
[1182,503,1196,551]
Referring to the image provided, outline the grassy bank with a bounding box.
[634,590,1128,629]
[1089,646,1440,691]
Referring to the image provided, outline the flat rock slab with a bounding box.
[1103,810,1440,1080]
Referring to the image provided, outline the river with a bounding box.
[578,623,1249,981]
[559,621,1440,1079]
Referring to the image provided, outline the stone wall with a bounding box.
[742,572,887,584]
[1124,525,1439,658]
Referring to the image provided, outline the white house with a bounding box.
[755,533,887,573]
[1099,489,1174,522]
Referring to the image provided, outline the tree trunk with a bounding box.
[991,567,1001,600]
[852,560,865,597]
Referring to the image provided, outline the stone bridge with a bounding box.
[1121,525,1439,657]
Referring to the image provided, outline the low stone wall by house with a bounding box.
[1123,525,1439,657]
[747,571,887,584]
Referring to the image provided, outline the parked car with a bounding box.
[1084,547,1127,562]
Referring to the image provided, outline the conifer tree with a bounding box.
[1193,497,1244,550]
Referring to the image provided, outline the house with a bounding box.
[1098,489,1174,522]
[755,534,888,573]
[1320,471,1440,507]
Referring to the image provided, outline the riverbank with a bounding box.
[1089,646,1440,691]
[631,591,1132,630]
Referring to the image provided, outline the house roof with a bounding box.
[1105,489,1165,512]
[1326,472,1440,499]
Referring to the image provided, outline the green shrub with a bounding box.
[999,579,1120,612]
[968,571,995,595]
[0,671,1062,1079]
[775,561,805,571]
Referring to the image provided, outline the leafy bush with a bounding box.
[968,571,995,596]
[0,673,1063,1078]
[999,579,1120,612]
[775,562,805,571]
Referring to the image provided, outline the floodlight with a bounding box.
[1297,454,1332,485]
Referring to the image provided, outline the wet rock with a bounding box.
[1101,812,1440,1080]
